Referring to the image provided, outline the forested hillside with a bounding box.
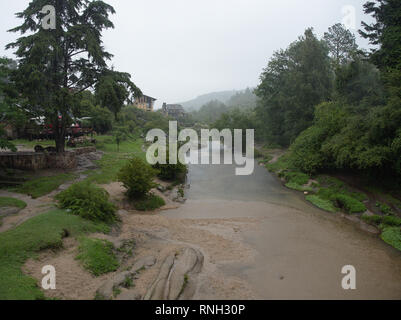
[215,0,401,184]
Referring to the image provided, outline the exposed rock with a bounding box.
[344,215,360,223]
[96,255,156,300]
[157,185,166,192]
[96,271,131,300]
[143,253,175,300]
[359,221,380,235]
[144,247,204,300]
[174,197,187,204]
[131,256,156,273]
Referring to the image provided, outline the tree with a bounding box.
[335,56,383,107]
[95,70,141,121]
[323,23,358,66]
[6,0,140,153]
[359,0,401,70]
[255,28,333,146]
[112,125,129,152]
[0,57,24,151]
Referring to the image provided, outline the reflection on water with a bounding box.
[184,141,312,211]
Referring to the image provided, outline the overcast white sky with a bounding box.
[0,0,373,108]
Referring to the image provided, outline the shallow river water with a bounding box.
[162,143,401,299]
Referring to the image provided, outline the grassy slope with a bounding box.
[76,237,119,276]
[0,197,27,209]
[0,209,109,300]
[86,136,146,184]
[8,173,76,199]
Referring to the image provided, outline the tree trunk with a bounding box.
[54,120,66,153]
[55,135,65,153]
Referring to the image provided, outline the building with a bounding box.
[135,95,157,112]
[162,103,185,118]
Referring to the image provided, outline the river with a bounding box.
[162,142,401,299]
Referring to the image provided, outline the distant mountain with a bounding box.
[179,90,239,111]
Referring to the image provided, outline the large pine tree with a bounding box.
[6,0,140,152]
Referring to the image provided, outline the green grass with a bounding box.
[376,201,395,216]
[0,209,109,300]
[133,194,166,211]
[285,182,314,192]
[9,173,76,198]
[85,137,145,184]
[334,194,366,214]
[76,237,119,276]
[381,227,401,251]
[361,214,401,227]
[0,197,27,209]
[282,171,310,185]
[306,195,337,213]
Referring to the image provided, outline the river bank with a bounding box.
[3,141,401,300]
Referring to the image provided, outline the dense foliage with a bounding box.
[255,28,333,146]
[55,182,117,224]
[117,157,156,199]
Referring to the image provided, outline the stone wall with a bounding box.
[0,147,95,171]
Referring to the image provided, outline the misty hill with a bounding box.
[190,88,258,124]
[179,90,239,111]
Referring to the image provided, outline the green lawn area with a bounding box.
[0,197,27,209]
[86,136,146,184]
[0,209,109,300]
[76,237,119,276]
[8,173,76,199]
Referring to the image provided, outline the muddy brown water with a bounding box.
[162,143,401,299]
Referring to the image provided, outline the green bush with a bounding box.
[306,195,337,213]
[76,237,119,276]
[285,182,314,192]
[133,194,166,211]
[118,157,156,199]
[362,214,401,227]
[152,147,188,182]
[55,182,117,224]
[376,202,395,216]
[334,194,366,213]
[282,171,310,185]
[380,227,401,251]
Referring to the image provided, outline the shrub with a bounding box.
[380,227,401,251]
[133,194,166,211]
[362,214,401,227]
[76,237,119,276]
[55,182,117,224]
[376,202,395,216]
[334,194,366,213]
[282,171,310,185]
[118,157,156,199]
[152,148,188,182]
[306,195,337,213]
[285,182,314,192]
